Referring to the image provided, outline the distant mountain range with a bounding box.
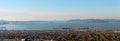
[67,19,120,23]
[0,19,120,24]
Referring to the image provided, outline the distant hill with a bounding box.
[104,19,120,22]
[67,19,120,23]
[0,20,9,25]
[82,19,109,23]
[68,19,82,22]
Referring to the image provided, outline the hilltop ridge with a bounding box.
[68,19,120,23]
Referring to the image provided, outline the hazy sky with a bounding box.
[0,0,120,21]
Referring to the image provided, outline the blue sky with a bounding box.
[0,0,120,21]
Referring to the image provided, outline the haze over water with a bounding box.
[0,0,120,30]
[0,0,120,21]
[0,21,119,30]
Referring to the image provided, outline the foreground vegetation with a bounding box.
[0,29,120,41]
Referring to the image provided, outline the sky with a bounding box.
[0,0,120,21]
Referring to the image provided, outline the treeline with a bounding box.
[0,30,120,41]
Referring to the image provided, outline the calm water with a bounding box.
[0,21,120,30]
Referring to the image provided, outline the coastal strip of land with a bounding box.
[0,29,120,41]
